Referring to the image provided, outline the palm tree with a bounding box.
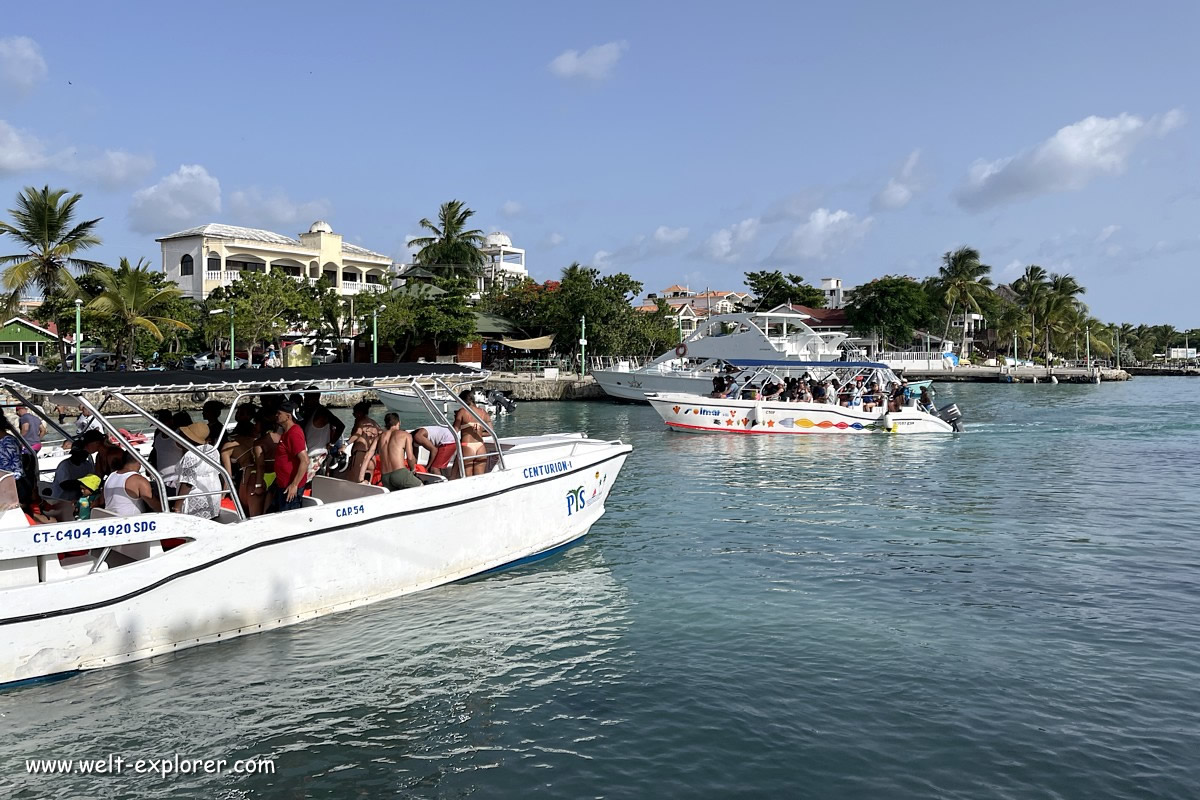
[937,246,993,355]
[408,200,486,276]
[0,185,103,366]
[87,257,192,365]
[1011,265,1048,360]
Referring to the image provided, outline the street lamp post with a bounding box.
[73,298,82,372]
[210,308,234,369]
[579,316,587,378]
[373,304,386,364]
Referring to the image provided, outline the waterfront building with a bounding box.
[638,286,752,336]
[157,221,393,301]
[819,277,855,309]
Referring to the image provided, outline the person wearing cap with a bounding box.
[272,401,309,512]
[75,473,101,519]
[103,451,159,517]
[174,421,222,519]
[46,437,97,521]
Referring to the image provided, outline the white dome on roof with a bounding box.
[485,231,512,247]
[308,220,334,234]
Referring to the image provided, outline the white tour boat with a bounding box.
[646,361,964,435]
[592,310,848,402]
[0,364,629,686]
[378,385,515,419]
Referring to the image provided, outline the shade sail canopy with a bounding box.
[496,335,555,350]
[0,362,486,396]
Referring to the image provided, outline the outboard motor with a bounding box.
[937,403,964,432]
[488,389,516,414]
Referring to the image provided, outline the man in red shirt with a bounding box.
[273,401,309,513]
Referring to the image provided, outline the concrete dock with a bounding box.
[897,365,1131,382]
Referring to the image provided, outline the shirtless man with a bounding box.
[378,413,421,490]
[453,389,493,477]
[343,401,382,483]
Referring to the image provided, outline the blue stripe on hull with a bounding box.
[469,532,588,579]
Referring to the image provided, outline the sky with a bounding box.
[1,1,1197,325]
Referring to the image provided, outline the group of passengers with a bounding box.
[708,374,936,414]
[0,388,497,525]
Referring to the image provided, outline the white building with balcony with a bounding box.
[158,221,392,300]
[479,232,527,294]
[819,277,855,309]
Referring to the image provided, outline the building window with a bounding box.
[180,254,194,276]
[207,257,220,272]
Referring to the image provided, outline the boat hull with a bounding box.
[1,439,629,685]
[592,369,715,402]
[646,393,954,434]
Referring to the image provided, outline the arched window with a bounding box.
[180,254,194,276]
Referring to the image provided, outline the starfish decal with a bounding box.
[725,418,734,425]
[766,419,775,427]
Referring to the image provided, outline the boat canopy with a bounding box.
[0,362,486,396]
[726,359,889,369]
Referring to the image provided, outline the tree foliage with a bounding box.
[741,270,825,310]
[204,271,310,355]
[408,200,486,277]
[844,276,932,348]
[481,265,677,358]
[0,185,104,364]
[87,257,192,363]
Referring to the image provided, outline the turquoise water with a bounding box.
[3,380,1199,798]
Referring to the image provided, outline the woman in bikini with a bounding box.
[453,389,493,477]
[248,411,282,515]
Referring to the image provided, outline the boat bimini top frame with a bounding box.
[0,363,503,526]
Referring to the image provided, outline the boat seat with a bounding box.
[310,475,388,504]
[300,495,324,507]
[215,508,240,524]
[414,472,447,485]
[89,507,119,519]
[39,552,107,582]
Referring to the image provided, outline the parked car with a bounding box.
[80,352,119,372]
[0,355,42,373]
[313,346,340,365]
[183,351,248,370]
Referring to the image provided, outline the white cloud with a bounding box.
[1001,259,1024,278]
[0,119,152,188]
[128,165,221,234]
[71,150,155,190]
[701,218,760,263]
[0,120,50,172]
[0,36,47,95]
[228,187,331,231]
[761,190,825,223]
[770,208,873,263]
[499,200,523,218]
[956,109,1186,210]
[872,149,921,211]
[544,231,565,248]
[593,223,689,267]
[549,41,629,81]
[653,225,689,244]
[1096,224,1120,243]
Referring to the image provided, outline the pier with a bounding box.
[896,365,1131,382]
